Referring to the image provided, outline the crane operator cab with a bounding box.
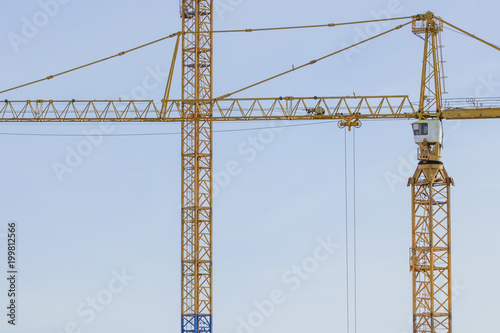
[412,119,443,162]
[412,119,443,145]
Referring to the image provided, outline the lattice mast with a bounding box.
[409,12,454,333]
[181,0,213,332]
[413,12,445,115]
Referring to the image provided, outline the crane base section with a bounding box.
[182,314,212,333]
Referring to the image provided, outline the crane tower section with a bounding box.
[413,12,445,115]
[181,0,214,333]
[410,13,453,333]
[408,122,453,333]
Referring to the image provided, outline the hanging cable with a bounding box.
[353,129,358,333]
[442,26,469,38]
[0,119,342,137]
[345,128,358,333]
[344,127,350,333]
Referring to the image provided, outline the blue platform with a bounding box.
[182,314,212,333]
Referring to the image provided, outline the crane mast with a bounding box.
[409,12,453,333]
[181,0,213,333]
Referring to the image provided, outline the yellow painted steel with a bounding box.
[0,96,415,122]
[410,12,452,333]
[161,33,181,118]
[4,98,500,124]
[414,12,444,117]
[408,155,453,333]
[442,107,500,119]
[180,0,213,332]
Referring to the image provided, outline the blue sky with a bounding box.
[0,0,499,333]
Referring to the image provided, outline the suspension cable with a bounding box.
[0,17,413,96]
[439,18,500,52]
[216,20,412,100]
[212,16,414,34]
[0,32,181,95]
[4,16,500,102]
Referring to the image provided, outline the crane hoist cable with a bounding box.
[344,127,350,333]
[344,128,358,333]
[353,129,358,333]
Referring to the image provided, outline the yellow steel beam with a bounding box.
[3,98,500,123]
[408,143,453,333]
[181,0,213,332]
[161,33,181,118]
[442,107,500,119]
[412,12,451,333]
[0,96,415,122]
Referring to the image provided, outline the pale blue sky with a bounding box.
[0,1,499,333]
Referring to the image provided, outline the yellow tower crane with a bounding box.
[180,0,213,331]
[2,5,500,333]
[409,13,453,333]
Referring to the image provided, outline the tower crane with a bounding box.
[2,4,500,333]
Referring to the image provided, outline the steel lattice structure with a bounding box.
[409,161,453,333]
[2,97,500,122]
[409,13,452,333]
[180,0,214,332]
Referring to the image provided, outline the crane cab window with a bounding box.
[413,123,428,136]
